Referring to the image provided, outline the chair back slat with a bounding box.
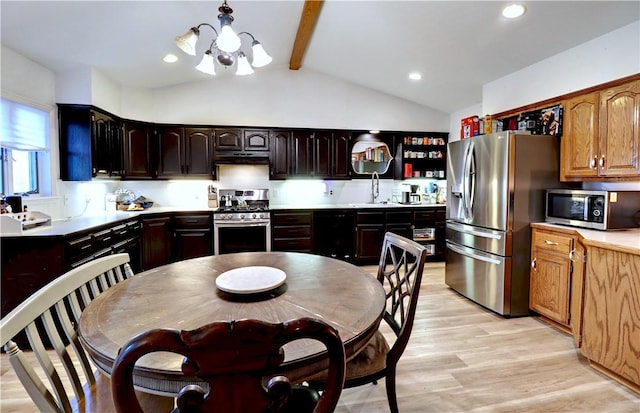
[25,321,73,412]
[6,340,63,412]
[0,253,134,413]
[377,232,427,358]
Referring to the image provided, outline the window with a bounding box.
[0,98,51,196]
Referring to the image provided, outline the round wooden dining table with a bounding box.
[79,251,386,396]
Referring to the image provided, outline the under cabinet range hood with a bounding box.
[214,152,270,164]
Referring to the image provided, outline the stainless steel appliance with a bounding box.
[445,132,562,316]
[545,189,640,230]
[213,189,270,255]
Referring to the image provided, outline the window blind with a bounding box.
[1,98,49,151]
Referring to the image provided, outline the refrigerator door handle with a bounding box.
[446,241,502,265]
[462,141,476,220]
[446,222,503,240]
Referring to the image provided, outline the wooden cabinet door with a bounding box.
[598,80,640,177]
[270,131,291,179]
[529,248,571,325]
[91,110,122,178]
[215,128,243,151]
[290,130,313,176]
[560,93,599,180]
[142,216,172,270]
[175,229,212,260]
[185,128,214,177]
[243,129,270,151]
[355,224,385,262]
[123,122,154,178]
[332,131,351,179]
[157,126,184,177]
[313,131,332,178]
[581,246,640,386]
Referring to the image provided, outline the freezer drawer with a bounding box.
[445,241,510,316]
[446,221,511,256]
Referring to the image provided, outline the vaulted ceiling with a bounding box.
[2,1,638,113]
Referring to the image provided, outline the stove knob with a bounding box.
[226,214,232,220]
[252,213,257,219]
[240,214,245,220]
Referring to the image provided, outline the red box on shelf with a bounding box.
[461,116,479,139]
[404,163,413,178]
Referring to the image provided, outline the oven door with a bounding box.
[214,221,271,255]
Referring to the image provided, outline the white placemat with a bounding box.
[215,266,287,294]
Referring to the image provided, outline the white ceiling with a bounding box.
[1,1,639,114]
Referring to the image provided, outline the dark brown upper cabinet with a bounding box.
[123,121,155,179]
[58,104,123,181]
[156,126,214,179]
[214,128,270,164]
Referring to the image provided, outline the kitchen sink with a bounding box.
[348,202,402,208]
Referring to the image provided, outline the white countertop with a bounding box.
[2,203,444,237]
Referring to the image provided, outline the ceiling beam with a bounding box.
[289,0,324,70]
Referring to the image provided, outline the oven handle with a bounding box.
[214,221,270,227]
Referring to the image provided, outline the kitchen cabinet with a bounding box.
[529,228,575,327]
[58,105,123,181]
[581,244,640,389]
[272,211,313,252]
[123,121,155,179]
[269,130,292,179]
[355,211,386,263]
[141,215,172,269]
[397,133,448,179]
[561,79,640,181]
[214,128,270,163]
[272,130,351,179]
[156,126,214,178]
[173,213,213,260]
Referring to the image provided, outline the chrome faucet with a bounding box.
[371,171,380,204]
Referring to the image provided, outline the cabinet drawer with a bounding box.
[273,238,312,251]
[356,212,385,224]
[274,225,311,238]
[272,212,312,225]
[68,235,93,263]
[533,230,573,254]
[175,214,211,228]
[386,211,412,223]
[111,224,129,241]
[93,228,114,251]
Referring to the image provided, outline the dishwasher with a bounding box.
[313,212,355,261]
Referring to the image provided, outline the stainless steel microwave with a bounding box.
[545,189,640,230]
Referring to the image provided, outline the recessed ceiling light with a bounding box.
[163,53,178,63]
[409,72,422,81]
[502,4,526,19]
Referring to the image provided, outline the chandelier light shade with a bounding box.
[175,0,272,76]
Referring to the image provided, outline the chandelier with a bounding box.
[174,0,272,76]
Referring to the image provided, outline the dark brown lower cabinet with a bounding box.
[142,216,172,270]
[173,213,213,260]
[355,211,385,263]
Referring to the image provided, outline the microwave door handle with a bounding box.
[584,196,592,220]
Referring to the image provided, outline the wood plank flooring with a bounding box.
[2,262,639,412]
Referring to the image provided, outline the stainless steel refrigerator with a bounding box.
[445,131,561,317]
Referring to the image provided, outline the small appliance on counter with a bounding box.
[545,189,640,230]
[0,211,51,235]
[208,185,218,208]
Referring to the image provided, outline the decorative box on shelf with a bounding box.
[0,211,52,235]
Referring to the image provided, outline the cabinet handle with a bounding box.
[590,156,597,169]
[544,240,559,245]
[599,155,605,168]
[531,257,537,271]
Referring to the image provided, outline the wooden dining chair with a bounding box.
[0,253,170,413]
[309,232,428,413]
[111,317,346,413]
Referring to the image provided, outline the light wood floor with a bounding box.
[2,262,639,412]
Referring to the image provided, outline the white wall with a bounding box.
[483,20,640,115]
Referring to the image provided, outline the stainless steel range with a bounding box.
[214,189,270,255]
